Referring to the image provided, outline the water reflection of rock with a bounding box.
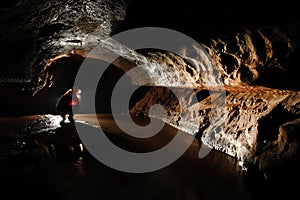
[0,118,84,174]
[23,122,83,163]
[1,114,299,199]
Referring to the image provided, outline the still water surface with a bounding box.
[0,114,290,200]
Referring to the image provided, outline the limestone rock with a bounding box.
[0,0,127,94]
[1,0,300,172]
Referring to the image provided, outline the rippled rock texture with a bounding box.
[131,85,300,169]
[127,29,300,169]
[1,0,300,171]
[0,0,127,93]
[123,0,300,170]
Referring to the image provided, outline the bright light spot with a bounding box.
[79,143,83,152]
[75,88,82,102]
[46,114,62,129]
[59,41,67,46]
[68,146,74,152]
[70,100,77,106]
[45,54,70,67]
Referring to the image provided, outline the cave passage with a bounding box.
[0,54,153,117]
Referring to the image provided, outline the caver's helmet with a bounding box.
[72,86,81,104]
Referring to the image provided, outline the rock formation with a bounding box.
[1,0,300,172]
[0,0,127,94]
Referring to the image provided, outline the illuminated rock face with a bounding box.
[204,28,299,91]
[117,4,299,168]
[1,0,300,170]
[125,28,300,169]
[124,25,300,169]
[126,28,300,169]
[131,85,300,169]
[0,0,127,93]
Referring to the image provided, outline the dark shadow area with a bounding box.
[246,155,300,199]
[0,55,150,117]
[119,0,299,40]
[257,104,299,143]
[1,114,300,199]
[0,54,84,117]
[95,64,128,113]
[95,63,150,113]
[0,119,260,200]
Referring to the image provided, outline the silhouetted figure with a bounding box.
[56,87,81,122]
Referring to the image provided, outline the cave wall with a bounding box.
[1,0,300,170]
[0,0,127,93]
[122,0,300,169]
[0,0,128,115]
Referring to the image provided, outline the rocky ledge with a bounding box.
[1,0,300,172]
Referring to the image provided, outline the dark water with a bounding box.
[0,115,297,200]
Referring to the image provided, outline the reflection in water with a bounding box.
[73,157,86,176]
[0,115,286,200]
[48,115,63,129]
[24,122,83,163]
[0,117,84,175]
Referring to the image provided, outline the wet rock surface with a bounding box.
[1,0,300,176]
[130,86,300,169]
[121,0,300,171]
